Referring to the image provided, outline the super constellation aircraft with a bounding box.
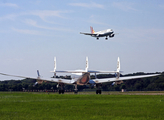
[80,26,115,40]
[0,57,159,94]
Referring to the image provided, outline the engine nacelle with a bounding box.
[37,80,49,84]
[115,80,123,85]
[88,80,96,88]
[109,34,115,37]
[57,83,65,89]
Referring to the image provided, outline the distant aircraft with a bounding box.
[80,26,115,40]
[0,57,159,94]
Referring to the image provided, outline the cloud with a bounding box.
[0,14,18,21]
[0,3,19,8]
[27,10,72,23]
[23,19,73,32]
[87,15,110,26]
[28,10,64,19]
[0,10,71,23]
[112,2,138,11]
[12,28,42,35]
[69,2,104,9]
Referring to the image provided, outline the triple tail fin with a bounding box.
[90,26,95,34]
[85,57,89,72]
[117,57,120,72]
[53,57,56,77]
[54,57,56,72]
[37,70,40,78]
[115,57,120,78]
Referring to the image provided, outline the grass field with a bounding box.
[0,92,164,120]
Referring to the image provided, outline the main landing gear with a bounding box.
[96,90,101,94]
[96,83,102,94]
[57,83,65,94]
[105,36,108,40]
[59,90,64,94]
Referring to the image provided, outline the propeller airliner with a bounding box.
[0,57,160,94]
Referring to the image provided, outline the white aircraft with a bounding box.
[80,26,115,40]
[0,57,160,94]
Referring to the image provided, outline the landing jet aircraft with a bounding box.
[80,26,115,40]
[0,57,159,94]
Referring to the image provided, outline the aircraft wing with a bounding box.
[0,72,75,85]
[93,74,160,83]
[88,70,116,73]
[51,70,117,73]
[51,70,86,73]
[80,32,97,36]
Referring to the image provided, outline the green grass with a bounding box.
[0,92,164,120]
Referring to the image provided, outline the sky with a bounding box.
[0,0,164,80]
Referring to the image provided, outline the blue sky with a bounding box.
[0,0,164,80]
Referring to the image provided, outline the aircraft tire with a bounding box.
[99,90,101,94]
[96,90,101,94]
[59,90,61,94]
[74,90,78,94]
[62,90,64,94]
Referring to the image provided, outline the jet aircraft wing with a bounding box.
[80,32,95,35]
[93,74,160,83]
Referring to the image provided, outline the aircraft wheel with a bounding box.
[74,90,78,94]
[105,37,108,40]
[59,90,61,94]
[99,90,101,94]
[96,90,101,94]
[97,37,99,40]
[62,90,64,94]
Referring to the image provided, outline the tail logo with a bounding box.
[90,26,95,34]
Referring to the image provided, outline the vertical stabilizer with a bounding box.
[53,57,57,77]
[117,57,120,72]
[90,26,95,34]
[85,57,89,72]
[37,70,40,77]
[115,57,120,78]
[54,57,56,72]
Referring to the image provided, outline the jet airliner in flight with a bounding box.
[0,57,159,94]
[80,26,115,40]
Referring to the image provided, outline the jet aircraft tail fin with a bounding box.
[90,26,95,34]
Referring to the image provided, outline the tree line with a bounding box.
[0,72,164,91]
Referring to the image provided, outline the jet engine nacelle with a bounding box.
[109,34,115,37]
